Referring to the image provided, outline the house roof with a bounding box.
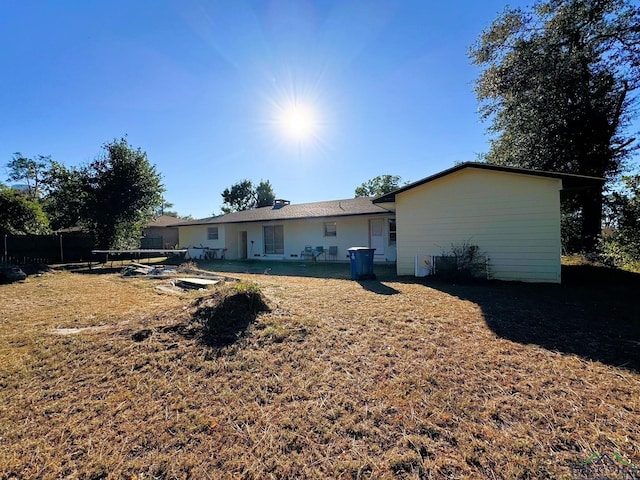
[147,215,184,227]
[373,162,606,203]
[175,197,390,226]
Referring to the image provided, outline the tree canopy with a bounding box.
[0,183,50,235]
[470,0,640,251]
[81,138,164,249]
[5,153,48,199]
[41,161,85,232]
[354,175,406,198]
[3,140,164,248]
[220,179,276,213]
[255,180,276,208]
[601,173,640,268]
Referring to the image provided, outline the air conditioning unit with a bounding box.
[415,254,435,277]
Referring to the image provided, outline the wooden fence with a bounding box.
[1,234,95,265]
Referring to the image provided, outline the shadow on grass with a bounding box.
[73,266,124,275]
[423,265,640,373]
[67,259,401,283]
[357,279,401,295]
[70,257,170,275]
[195,259,399,281]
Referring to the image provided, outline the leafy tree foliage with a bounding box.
[221,180,255,213]
[41,161,85,232]
[81,138,164,249]
[157,200,175,216]
[5,153,48,198]
[2,140,164,248]
[601,174,640,269]
[255,180,276,208]
[354,175,405,197]
[220,179,277,213]
[470,0,640,251]
[0,183,50,235]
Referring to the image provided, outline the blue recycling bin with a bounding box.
[348,247,376,280]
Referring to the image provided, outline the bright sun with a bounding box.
[279,103,317,141]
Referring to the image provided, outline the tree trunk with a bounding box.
[580,186,603,253]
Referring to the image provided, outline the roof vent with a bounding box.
[272,199,290,209]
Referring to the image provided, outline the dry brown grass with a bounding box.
[0,269,639,479]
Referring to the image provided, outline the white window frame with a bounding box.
[323,221,337,237]
[388,218,396,246]
[207,227,219,240]
[263,225,284,254]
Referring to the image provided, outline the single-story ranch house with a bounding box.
[176,163,603,283]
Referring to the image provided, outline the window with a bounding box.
[207,227,219,240]
[323,221,337,237]
[264,225,284,254]
[389,218,396,246]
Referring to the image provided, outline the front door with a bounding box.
[369,219,384,255]
[239,231,247,259]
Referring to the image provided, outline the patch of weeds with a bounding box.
[259,321,289,343]
[255,308,314,344]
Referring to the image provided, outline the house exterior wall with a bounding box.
[179,225,227,250]
[178,214,396,262]
[395,168,562,283]
[144,226,179,248]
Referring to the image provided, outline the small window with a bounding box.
[207,227,219,240]
[389,219,396,246]
[324,222,337,237]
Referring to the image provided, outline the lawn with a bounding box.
[0,264,638,479]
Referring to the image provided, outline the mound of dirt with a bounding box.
[193,284,270,347]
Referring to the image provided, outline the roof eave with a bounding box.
[373,162,606,203]
[178,210,391,227]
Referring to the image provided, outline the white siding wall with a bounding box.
[179,225,226,250]
[241,216,394,262]
[179,215,396,262]
[396,169,562,283]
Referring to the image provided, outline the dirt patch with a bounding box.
[50,325,116,335]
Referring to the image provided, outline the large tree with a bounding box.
[5,153,49,199]
[355,175,406,197]
[255,180,276,208]
[470,0,640,251]
[221,180,255,214]
[41,161,85,231]
[0,183,50,235]
[81,138,164,249]
[220,179,276,213]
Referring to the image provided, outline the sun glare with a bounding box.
[264,82,330,154]
[278,103,318,141]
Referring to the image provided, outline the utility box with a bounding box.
[415,254,434,277]
[348,247,376,280]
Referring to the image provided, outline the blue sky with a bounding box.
[0,0,536,219]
